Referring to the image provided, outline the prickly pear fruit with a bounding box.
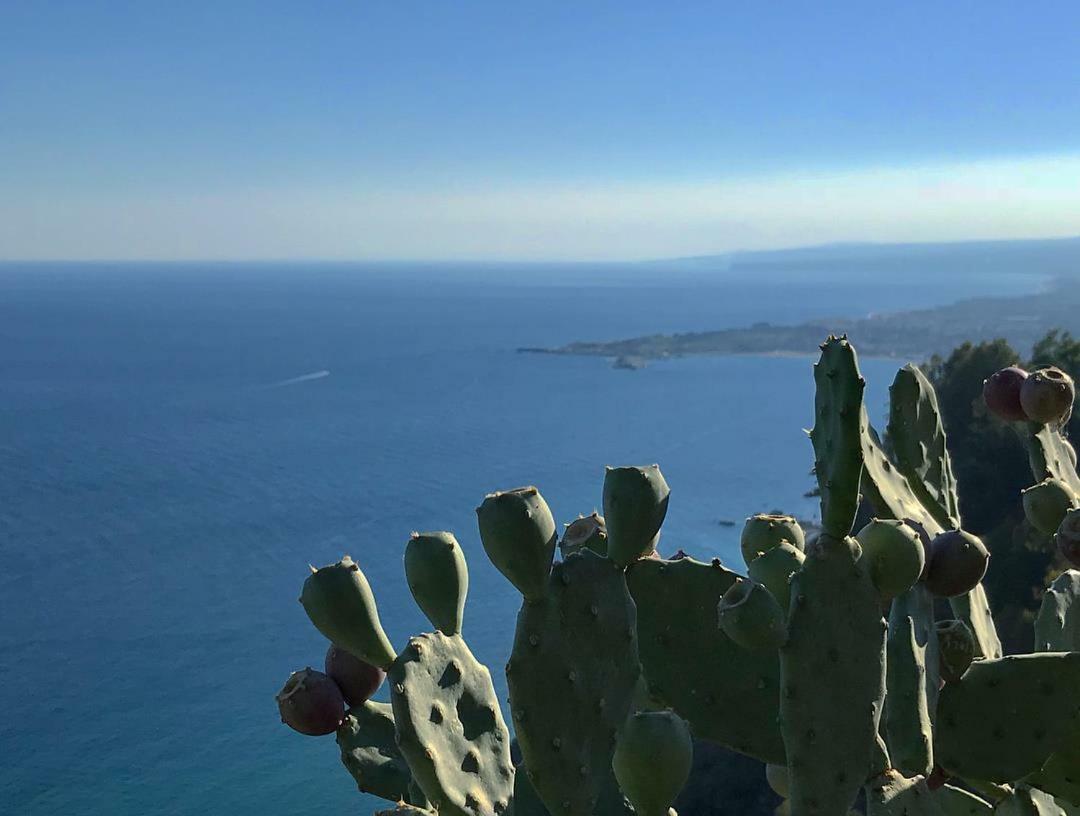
[1022,477,1078,535]
[404,531,468,636]
[476,486,557,601]
[982,366,1028,422]
[276,667,345,736]
[746,541,805,615]
[612,710,693,816]
[934,620,975,684]
[603,465,670,567]
[924,530,989,598]
[1020,366,1075,425]
[560,512,607,558]
[324,644,385,706]
[765,763,789,799]
[740,514,805,568]
[717,578,787,650]
[301,556,397,669]
[855,519,925,600]
[1056,508,1080,568]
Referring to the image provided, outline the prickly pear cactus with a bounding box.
[994,786,1080,816]
[611,710,693,816]
[933,785,993,815]
[389,631,514,816]
[507,550,640,816]
[810,335,866,539]
[1028,743,1080,808]
[603,465,670,567]
[1026,423,1080,496]
[1034,570,1080,651]
[404,531,468,636]
[627,556,786,763]
[337,700,421,804]
[888,364,962,530]
[885,613,934,778]
[375,803,438,816]
[935,653,1080,783]
[865,771,942,816]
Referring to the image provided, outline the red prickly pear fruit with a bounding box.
[325,644,386,707]
[1056,508,1080,568]
[276,667,345,736]
[924,530,989,598]
[982,366,1028,422]
[1020,366,1075,425]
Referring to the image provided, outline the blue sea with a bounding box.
[0,258,1048,814]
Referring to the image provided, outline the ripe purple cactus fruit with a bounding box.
[924,530,989,598]
[1056,507,1080,568]
[1020,366,1075,425]
[276,667,345,736]
[982,366,1028,422]
[325,644,385,707]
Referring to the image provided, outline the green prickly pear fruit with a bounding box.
[747,541,805,615]
[276,667,345,736]
[476,485,557,601]
[855,519,925,601]
[324,644,385,706]
[1056,508,1080,568]
[603,465,671,568]
[935,620,975,684]
[924,530,989,598]
[300,556,397,670]
[404,531,468,636]
[740,514,805,568]
[982,366,1028,422]
[1020,366,1075,425]
[560,512,608,557]
[612,710,693,816]
[1022,478,1078,535]
[765,763,790,798]
[717,578,787,650]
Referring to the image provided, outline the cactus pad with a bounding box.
[405,532,469,636]
[477,486,558,602]
[389,631,514,816]
[336,700,419,804]
[507,550,640,816]
[884,614,934,777]
[865,772,941,816]
[931,785,992,815]
[935,653,1080,783]
[603,465,670,567]
[626,556,785,764]
[1026,423,1080,495]
[1035,570,1080,652]
[780,533,887,816]
[810,336,866,538]
[1029,743,1080,808]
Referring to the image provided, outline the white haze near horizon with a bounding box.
[5,153,1080,262]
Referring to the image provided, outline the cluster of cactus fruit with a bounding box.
[277,336,1080,816]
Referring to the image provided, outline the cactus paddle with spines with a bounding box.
[1025,423,1080,495]
[337,699,422,804]
[717,577,787,650]
[865,772,943,816]
[276,667,346,736]
[603,465,670,567]
[1023,478,1078,536]
[741,513,805,567]
[888,363,962,529]
[890,584,942,729]
[994,786,1079,816]
[935,653,1080,783]
[389,631,514,816]
[1034,570,1080,651]
[856,518,926,601]
[1021,367,1075,425]
[506,550,641,816]
[301,555,398,670]
[612,711,693,816]
[924,530,989,598]
[747,541,805,615]
[560,512,607,558]
[626,556,785,763]
[1027,743,1080,809]
[885,614,934,778]
[810,335,866,538]
[1057,509,1080,568]
[476,486,558,602]
[983,366,1029,423]
[934,620,975,684]
[404,531,469,636]
[325,644,386,706]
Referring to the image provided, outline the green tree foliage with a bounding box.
[923,330,1080,652]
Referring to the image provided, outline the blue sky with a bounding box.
[4,1,1080,260]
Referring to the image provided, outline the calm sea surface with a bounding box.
[0,260,1043,814]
